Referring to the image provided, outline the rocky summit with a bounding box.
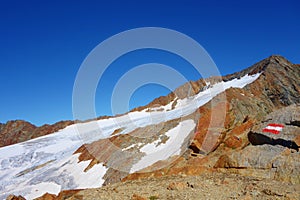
[0,55,299,200]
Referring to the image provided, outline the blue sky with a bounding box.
[0,0,299,126]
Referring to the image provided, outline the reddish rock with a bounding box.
[131,194,147,200]
[35,193,56,200]
[35,190,82,200]
[224,135,243,149]
[190,101,230,154]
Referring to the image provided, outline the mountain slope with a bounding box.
[0,55,299,199]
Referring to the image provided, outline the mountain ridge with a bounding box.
[0,55,297,148]
[130,55,298,112]
[1,55,299,199]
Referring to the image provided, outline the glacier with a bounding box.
[0,73,260,199]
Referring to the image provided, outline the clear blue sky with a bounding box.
[0,0,299,126]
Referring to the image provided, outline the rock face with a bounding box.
[0,120,74,147]
[214,105,300,183]
[191,55,300,154]
[0,120,36,147]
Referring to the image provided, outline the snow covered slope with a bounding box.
[0,73,260,199]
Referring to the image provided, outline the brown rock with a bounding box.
[36,193,56,200]
[294,135,300,146]
[6,195,26,200]
[167,181,188,190]
[35,190,82,200]
[131,194,147,200]
[224,135,243,149]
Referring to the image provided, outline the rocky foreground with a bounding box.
[24,171,298,200]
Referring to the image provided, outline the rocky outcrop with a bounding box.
[190,55,299,154]
[130,76,208,112]
[0,120,36,147]
[6,195,26,200]
[34,190,82,200]
[214,105,300,183]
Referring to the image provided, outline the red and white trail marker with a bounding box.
[262,123,284,134]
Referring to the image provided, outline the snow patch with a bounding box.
[26,182,61,200]
[130,119,195,173]
[57,154,107,189]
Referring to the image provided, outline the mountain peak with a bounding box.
[223,55,295,82]
[268,54,287,61]
[264,54,293,67]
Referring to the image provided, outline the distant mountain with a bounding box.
[0,120,74,147]
[0,55,299,199]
